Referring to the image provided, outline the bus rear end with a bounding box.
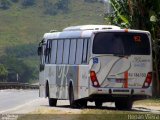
[89,30,152,109]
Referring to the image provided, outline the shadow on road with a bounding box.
[40,104,154,113]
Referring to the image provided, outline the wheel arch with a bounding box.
[68,79,74,90]
[68,79,74,98]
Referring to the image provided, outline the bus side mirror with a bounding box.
[37,46,42,56]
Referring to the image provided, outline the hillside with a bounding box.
[0,0,104,52]
[0,0,105,82]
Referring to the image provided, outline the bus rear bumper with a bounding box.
[89,87,152,101]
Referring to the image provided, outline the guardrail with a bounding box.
[0,82,39,90]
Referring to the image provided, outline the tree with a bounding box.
[11,0,19,3]
[0,64,8,82]
[43,0,70,15]
[55,0,70,13]
[44,4,58,16]
[105,0,160,96]
[0,0,11,9]
[22,0,36,7]
[43,0,58,15]
[84,0,98,3]
[2,43,38,83]
[0,56,37,83]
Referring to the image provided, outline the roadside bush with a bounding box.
[11,0,19,3]
[0,0,11,9]
[0,64,8,82]
[21,0,36,7]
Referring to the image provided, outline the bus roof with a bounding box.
[43,25,121,40]
[42,25,150,42]
[63,25,121,31]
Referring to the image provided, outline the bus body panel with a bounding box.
[40,65,89,100]
[90,55,152,88]
[38,25,152,104]
[89,31,152,98]
[89,55,152,96]
[39,70,45,97]
[78,65,89,99]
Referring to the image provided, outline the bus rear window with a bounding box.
[93,32,150,55]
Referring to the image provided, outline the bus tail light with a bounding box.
[90,71,100,87]
[142,72,152,88]
[124,29,129,32]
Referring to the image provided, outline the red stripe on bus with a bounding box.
[124,71,128,88]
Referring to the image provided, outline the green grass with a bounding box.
[0,0,104,54]
[0,0,104,82]
[17,109,154,120]
[134,98,160,106]
[17,99,160,120]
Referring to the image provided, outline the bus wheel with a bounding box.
[49,98,57,107]
[69,84,75,108]
[95,101,103,108]
[115,100,133,110]
[46,82,57,107]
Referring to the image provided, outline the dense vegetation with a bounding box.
[0,0,104,83]
[105,0,160,96]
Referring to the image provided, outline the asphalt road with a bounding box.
[0,89,160,114]
[0,89,39,113]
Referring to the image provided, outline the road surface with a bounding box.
[0,89,160,114]
[0,89,39,113]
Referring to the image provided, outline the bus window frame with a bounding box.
[45,38,90,65]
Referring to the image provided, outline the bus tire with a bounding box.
[69,83,75,108]
[49,98,57,107]
[46,81,49,97]
[115,100,133,110]
[69,83,87,108]
[46,82,57,107]
[95,101,103,108]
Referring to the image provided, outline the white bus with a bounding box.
[38,25,152,110]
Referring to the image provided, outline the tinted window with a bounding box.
[50,40,57,64]
[69,39,77,64]
[45,41,52,63]
[63,39,70,64]
[75,39,83,64]
[56,40,64,64]
[82,39,89,63]
[48,38,90,65]
[93,32,150,55]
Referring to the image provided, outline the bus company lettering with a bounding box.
[133,57,150,63]
[129,73,147,77]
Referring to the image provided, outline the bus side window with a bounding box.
[45,41,49,64]
[56,40,64,64]
[45,40,52,64]
[63,39,70,64]
[82,39,89,64]
[75,39,83,64]
[50,40,58,64]
[69,39,77,64]
[41,45,46,65]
